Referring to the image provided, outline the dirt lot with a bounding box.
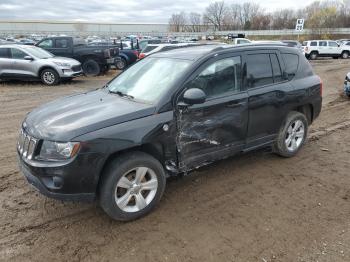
[1,60,350,262]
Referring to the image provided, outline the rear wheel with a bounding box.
[99,152,166,221]
[309,52,318,60]
[40,69,59,86]
[342,51,349,59]
[273,111,308,157]
[82,59,100,76]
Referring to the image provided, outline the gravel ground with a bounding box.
[1,60,350,262]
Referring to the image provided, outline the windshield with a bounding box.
[107,57,191,103]
[26,46,54,59]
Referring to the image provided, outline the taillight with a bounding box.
[139,53,145,59]
[305,46,308,52]
[133,50,139,56]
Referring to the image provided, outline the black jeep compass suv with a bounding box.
[17,44,322,221]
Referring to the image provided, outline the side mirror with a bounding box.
[182,88,206,105]
[24,56,33,61]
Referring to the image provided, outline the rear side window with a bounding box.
[0,48,10,58]
[310,41,317,46]
[319,41,327,47]
[55,39,68,48]
[282,53,299,80]
[246,53,273,88]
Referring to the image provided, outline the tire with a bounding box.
[82,59,100,76]
[99,151,166,221]
[342,51,349,59]
[309,52,318,60]
[273,111,308,158]
[40,68,59,86]
[115,58,127,70]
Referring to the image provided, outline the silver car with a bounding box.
[0,44,82,85]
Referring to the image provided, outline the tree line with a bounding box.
[168,0,350,32]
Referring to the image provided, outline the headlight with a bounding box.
[53,61,71,67]
[38,141,80,161]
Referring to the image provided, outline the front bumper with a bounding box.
[106,58,115,65]
[18,154,96,202]
[60,69,83,78]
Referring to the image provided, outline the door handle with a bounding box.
[226,102,245,108]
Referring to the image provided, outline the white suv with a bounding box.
[303,40,350,59]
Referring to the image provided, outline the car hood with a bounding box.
[24,89,156,141]
[47,56,81,65]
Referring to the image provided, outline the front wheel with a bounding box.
[99,152,166,221]
[273,111,308,157]
[40,69,59,86]
[342,51,349,59]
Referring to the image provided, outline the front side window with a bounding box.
[11,48,27,59]
[246,53,273,88]
[38,39,53,48]
[188,56,242,98]
[319,41,327,47]
[108,57,191,103]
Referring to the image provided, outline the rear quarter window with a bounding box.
[310,41,317,46]
[282,53,299,80]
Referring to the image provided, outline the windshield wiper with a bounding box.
[109,90,134,100]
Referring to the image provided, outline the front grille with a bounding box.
[72,65,82,72]
[18,129,39,160]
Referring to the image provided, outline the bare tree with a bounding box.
[203,1,226,31]
[188,12,202,32]
[168,12,187,32]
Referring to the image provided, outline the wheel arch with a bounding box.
[38,66,60,77]
[96,142,165,194]
[294,104,314,124]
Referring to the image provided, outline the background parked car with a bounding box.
[0,44,82,85]
[138,43,198,59]
[303,40,350,59]
[36,36,117,76]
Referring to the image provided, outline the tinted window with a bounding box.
[246,53,273,88]
[270,54,283,83]
[0,48,9,58]
[282,53,299,80]
[11,48,27,59]
[319,41,327,47]
[189,57,242,98]
[310,41,317,46]
[142,46,158,53]
[38,39,53,48]
[329,41,338,47]
[56,39,68,48]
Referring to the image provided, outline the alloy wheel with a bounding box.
[115,167,158,213]
[285,120,305,152]
[43,71,55,84]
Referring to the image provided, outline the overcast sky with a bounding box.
[0,0,315,23]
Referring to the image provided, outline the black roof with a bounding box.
[151,43,296,61]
